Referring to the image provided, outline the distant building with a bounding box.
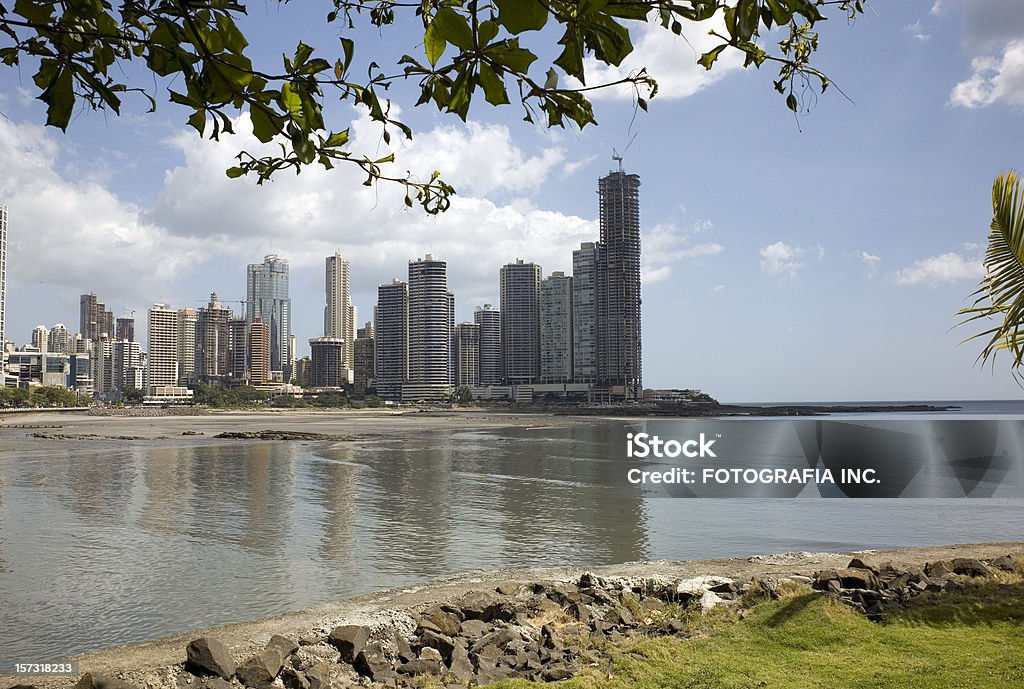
[293,356,312,387]
[374,279,408,401]
[49,323,69,353]
[249,317,270,384]
[405,255,451,401]
[310,337,346,388]
[80,293,114,342]
[196,293,232,380]
[147,304,179,392]
[115,317,135,342]
[0,205,6,351]
[113,339,142,394]
[540,271,573,383]
[227,318,250,382]
[572,242,600,384]
[353,321,375,394]
[325,251,356,382]
[246,254,291,380]
[31,325,48,353]
[176,308,197,385]
[500,259,542,385]
[474,304,501,385]
[455,322,480,387]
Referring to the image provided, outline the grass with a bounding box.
[488,582,1024,689]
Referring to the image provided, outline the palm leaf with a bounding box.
[957,170,1024,381]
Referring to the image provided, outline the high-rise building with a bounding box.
[597,165,643,397]
[246,254,291,379]
[196,293,232,379]
[474,304,501,386]
[374,279,408,401]
[325,251,356,380]
[112,339,142,393]
[31,325,48,352]
[540,271,573,383]
[309,337,346,388]
[0,205,6,350]
[49,323,69,353]
[353,321,375,393]
[79,293,114,342]
[147,304,179,391]
[115,317,135,342]
[176,308,197,385]
[454,322,480,387]
[500,259,542,385]
[572,242,600,384]
[250,317,270,384]
[405,255,451,400]
[227,318,250,381]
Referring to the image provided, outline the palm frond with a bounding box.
[956,170,1024,378]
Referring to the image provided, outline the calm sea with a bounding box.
[1,402,1022,666]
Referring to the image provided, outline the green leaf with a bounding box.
[188,109,207,134]
[485,39,538,74]
[698,45,727,71]
[226,166,247,179]
[250,105,279,142]
[554,29,584,82]
[40,64,74,131]
[432,8,473,50]
[493,0,548,35]
[478,63,509,105]
[424,20,446,67]
[14,0,54,24]
[544,67,558,90]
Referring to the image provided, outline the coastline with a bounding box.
[2,541,1020,689]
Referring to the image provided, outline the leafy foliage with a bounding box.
[0,385,82,408]
[1,1,864,211]
[957,171,1024,382]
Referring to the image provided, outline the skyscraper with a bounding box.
[31,325,48,352]
[406,255,451,400]
[324,251,356,381]
[246,254,291,378]
[115,317,135,342]
[572,242,600,384]
[309,337,346,388]
[455,322,480,387]
[250,317,270,384]
[500,259,542,385]
[474,304,501,386]
[80,293,114,342]
[176,308,197,385]
[147,304,179,391]
[49,323,69,353]
[597,165,643,397]
[374,279,408,401]
[0,205,6,349]
[540,271,573,384]
[353,321,375,394]
[196,293,232,379]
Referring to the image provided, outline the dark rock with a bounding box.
[925,560,954,578]
[473,658,511,684]
[279,667,309,689]
[470,627,517,656]
[458,619,489,639]
[186,638,237,679]
[547,583,582,605]
[990,555,1017,572]
[200,679,232,689]
[847,558,879,574]
[447,644,474,682]
[542,665,574,681]
[396,659,442,676]
[836,568,879,590]
[952,558,992,578]
[708,582,735,595]
[236,647,284,689]
[535,598,563,615]
[268,635,299,658]
[303,666,327,689]
[419,629,457,660]
[393,632,416,663]
[578,572,600,588]
[458,590,499,621]
[474,644,502,660]
[421,606,461,636]
[667,619,687,634]
[327,625,370,664]
[353,642,394,683]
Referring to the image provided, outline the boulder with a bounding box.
[541,665,575,681]
[353,642,394,683]
[836,568,879,590]
[420,606,461,636]
[458,619,490,639]
[186,638,237,679]
[419,629,457,659]
[236,647,284,689]
[418,647,443,663]
[952,558,992,578]
[393,632,415,663]
[847,558,879,574]
[990,555,1017,572]
[326,625,370,664]
[396,659,442,676]
[447,644,474,682]
[201,678,232,689]
[74,674,139,689]
[496,581,522,596]
[458,591,499,621]
[303,666,328,689]
[279,667,309,689]
[267,635,299,658]
[925,560,954,578]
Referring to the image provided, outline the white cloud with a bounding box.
[641,221,723,284]
[855,250,881,277]
[904,20,931,42]
[950,40,1024,108]
[759,242,804,277]
[892,252,983,286]
[580,15,745,101]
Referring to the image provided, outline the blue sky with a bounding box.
[2,1,1024,402]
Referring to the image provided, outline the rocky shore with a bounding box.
[3,542,1021,689]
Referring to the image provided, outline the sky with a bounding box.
[2,0,1024,402]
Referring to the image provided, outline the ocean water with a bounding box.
[0,406,1022,666]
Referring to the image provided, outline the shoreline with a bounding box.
[2,541,1021,688]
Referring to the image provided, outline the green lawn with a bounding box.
[493,583,1024,689]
